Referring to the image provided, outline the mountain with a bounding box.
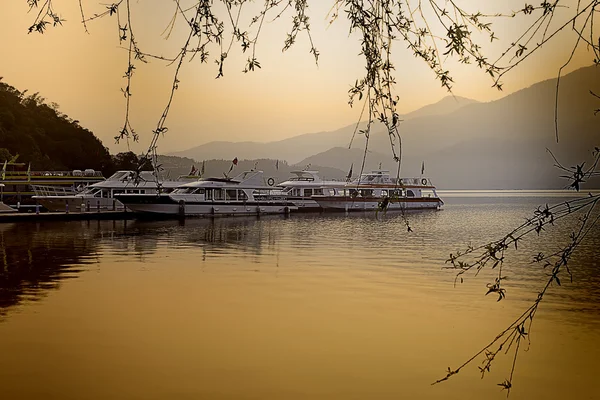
[0,78,113,171]
[171,65,598,189]
[169,95,479,164]
[402,95,479,119]
[158,156,347,183]
[296,147,396,175]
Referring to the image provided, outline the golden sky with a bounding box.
[0,0,593,154]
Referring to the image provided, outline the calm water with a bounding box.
[1,195,599,399]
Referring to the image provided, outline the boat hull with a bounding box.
[34,196,126,212]
[313,196,442,211]
[285,197,323,212]
[117,194,296,216]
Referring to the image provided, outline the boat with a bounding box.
[276,170,343,211]
[0,184,16,213]
[115,170,297,217]
[32,170,197,212]
[312,169,443,211]
[1,162,104,208]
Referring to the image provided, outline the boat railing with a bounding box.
[4,170,104,178]
[32,185,79,197]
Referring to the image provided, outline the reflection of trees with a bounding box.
[0,222,101,319]
[0,215,291,319]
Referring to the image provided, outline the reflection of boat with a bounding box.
[312,170,444,211]
[116,170,297,217]
[32,170,196,212]
[276,170,342,211]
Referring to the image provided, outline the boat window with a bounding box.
[206,189,213,200]
[214,189,224,200]
[238,190,247,200]
[361,189,373,197]
[381,190,388,197]
[226,189,237,201]
[196,189,205,195]
[328,189,336,196]
[314,188,323,195]
[102,190,110,198]
[406,190,415,197]
[303,188,313,197]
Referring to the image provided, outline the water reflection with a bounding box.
[0,199,599,399]
[1,201,599,323]
[0,221,100,318]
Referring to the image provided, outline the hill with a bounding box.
[158,156,347,183]
[169,95,480,164]
[171,65,600,189]
[0,78,113,171]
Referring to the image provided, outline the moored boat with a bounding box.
[276,170,342,211]
[312,169,443,211]
[116,170,297,217]
[1,162,104,207]
[32,170,197,212]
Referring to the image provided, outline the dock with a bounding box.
[0,210,135,222]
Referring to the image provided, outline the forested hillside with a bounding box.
[0,77,114,172]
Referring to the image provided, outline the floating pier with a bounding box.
[0,210,134,222]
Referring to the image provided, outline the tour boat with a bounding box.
[276,170,343,211]
[1,162,104,207]
[312,169,443,211]
[115,170,297,217]
[32,170,196,212]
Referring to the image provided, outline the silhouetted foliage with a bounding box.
[0,78,114,172]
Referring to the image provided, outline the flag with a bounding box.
[227,157,238,175]
[189,165,197,176]
[1,160,6,181]
[275,159,279,170]
[346,163,353,182]
[421,161,425,175]
[27,162,31,182]
[201,160,205,177]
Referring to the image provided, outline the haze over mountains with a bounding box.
[171,66,599,189]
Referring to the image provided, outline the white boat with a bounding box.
[312,169,443,211]
[32,170,196,212]
[276,170,343,211]
[0,184,16,213]
[115,170,297,217]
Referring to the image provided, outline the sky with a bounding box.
[0,0,593,154]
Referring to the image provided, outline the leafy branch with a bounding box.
[436,191,600,394]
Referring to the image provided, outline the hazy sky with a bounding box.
[0,1,593,154]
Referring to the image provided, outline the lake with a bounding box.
[1,193,599,399]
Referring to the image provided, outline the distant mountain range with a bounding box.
[169,95,479,164]
[170,66,599,189]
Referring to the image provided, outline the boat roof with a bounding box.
[179,170,272,189]
[289,170,321,178]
